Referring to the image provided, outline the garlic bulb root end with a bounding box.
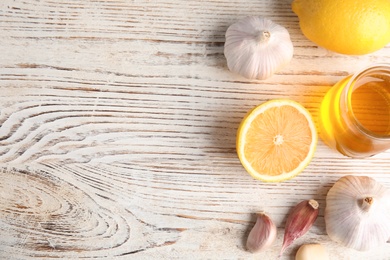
[361,196,374,211]
[256,31,270,43]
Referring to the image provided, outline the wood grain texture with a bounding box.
[0,0,390,259]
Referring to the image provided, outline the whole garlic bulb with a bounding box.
[325,175,390,251]
[224,16,293,80]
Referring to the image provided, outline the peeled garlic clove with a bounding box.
[295,244,329,260]
[325,175,390,251]
[224,16,293,80]
[246,212,277,253]
[280,199,319,257]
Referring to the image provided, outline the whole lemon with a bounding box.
[292,0,390,55]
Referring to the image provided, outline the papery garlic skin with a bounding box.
[246,213,277,253]
[224,16,293,80]
[280,199,319,257]
[325,175,390,251]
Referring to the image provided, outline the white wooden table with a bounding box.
[1,0,390,259]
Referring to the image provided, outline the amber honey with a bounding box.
[319,64,390,158]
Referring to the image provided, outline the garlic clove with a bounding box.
[279,199,319,257]
[224,16,293,80]
[325,175,390,251]
[246,212,277,253]
[295,244,329,260]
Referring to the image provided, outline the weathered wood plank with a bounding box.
[0,0,390,259]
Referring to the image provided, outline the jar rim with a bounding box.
[344,63,390,140]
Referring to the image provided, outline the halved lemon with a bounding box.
[236,99,317,182]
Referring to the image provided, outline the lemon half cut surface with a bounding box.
[236,99,317,182]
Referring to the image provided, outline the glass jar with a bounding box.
[319,64,390,158]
